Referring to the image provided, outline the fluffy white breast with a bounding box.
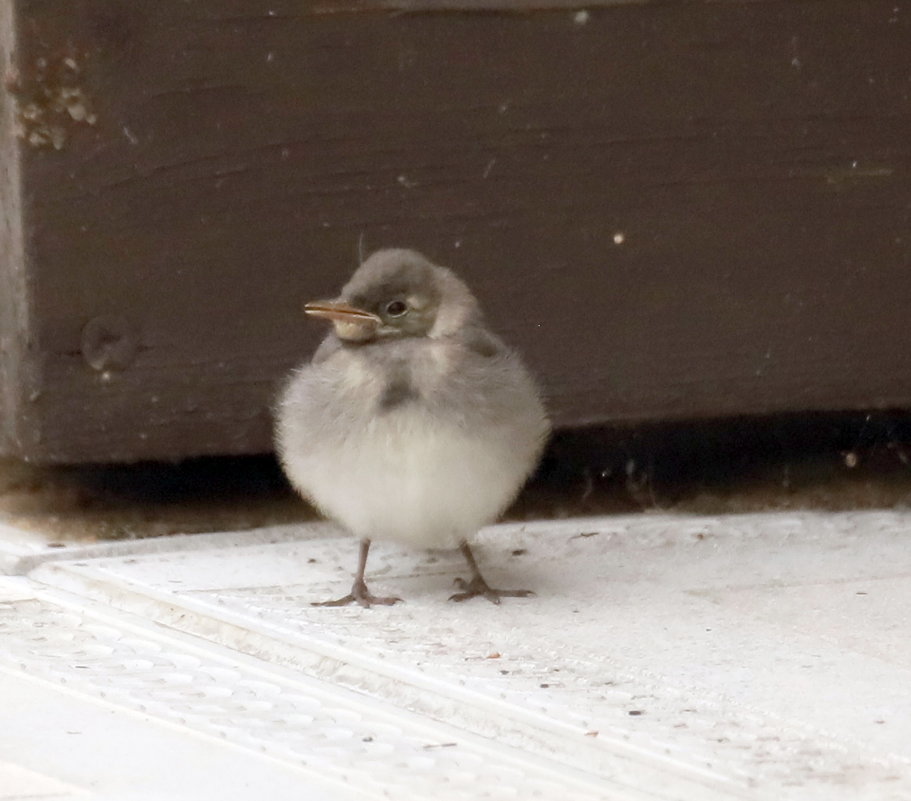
[275,340,548,549]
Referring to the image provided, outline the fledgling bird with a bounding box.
[275,248,550,607]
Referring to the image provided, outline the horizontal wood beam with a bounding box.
[2,0,910,463]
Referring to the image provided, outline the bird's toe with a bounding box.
[449,576,533,605]
[313,579,403,608]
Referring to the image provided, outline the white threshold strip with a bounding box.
[1,510,910,800]
[0,757,84,801]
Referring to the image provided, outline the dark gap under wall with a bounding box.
[2,410,911,542]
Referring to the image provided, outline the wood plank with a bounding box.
[308,1,649,11]
[2,0,911,462]
[0,0,33,458]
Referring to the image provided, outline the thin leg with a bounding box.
[313,538,402,608]
[449,541,534,605]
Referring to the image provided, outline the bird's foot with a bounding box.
[449,576,534,605]
[312,578,402,608]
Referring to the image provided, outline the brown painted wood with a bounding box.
[309,1,642,10]
[0,0,31,461]
[2,0,911,463]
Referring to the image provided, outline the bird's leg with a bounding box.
[449,541,534,605]
[313,538,402,608]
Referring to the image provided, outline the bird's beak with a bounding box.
[304,300,380,324]
[304,300,381,341]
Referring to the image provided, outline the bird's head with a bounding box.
[304,249,480,343]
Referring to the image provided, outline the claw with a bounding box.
[313,578,402,608]
[448,576,534,605]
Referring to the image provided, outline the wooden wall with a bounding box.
[2,0,911,463]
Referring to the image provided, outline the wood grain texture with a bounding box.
[2,0,911,463]
[308,1,646,11]
[0,0,33,458]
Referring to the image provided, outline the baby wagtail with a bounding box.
[275,249,550,606]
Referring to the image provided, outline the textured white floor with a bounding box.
[1,510,910,800]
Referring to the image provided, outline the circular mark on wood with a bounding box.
[81,314,139,371]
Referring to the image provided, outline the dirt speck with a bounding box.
[5,50,98,150]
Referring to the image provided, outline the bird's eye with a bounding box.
[385,300,408,317]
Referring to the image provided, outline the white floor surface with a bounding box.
[1,510,909,800]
